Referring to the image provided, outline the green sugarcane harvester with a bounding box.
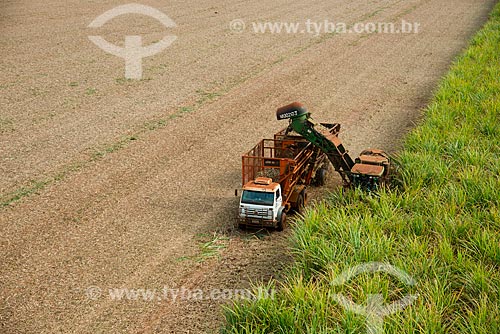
[238,102,391,230]
[277,102,391,189]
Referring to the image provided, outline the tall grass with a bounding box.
[222,3,500,333]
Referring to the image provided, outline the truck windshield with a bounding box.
[241,190,274,206]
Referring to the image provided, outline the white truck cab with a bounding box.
[238,177,285,228]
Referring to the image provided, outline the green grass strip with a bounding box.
[222,3,500,333]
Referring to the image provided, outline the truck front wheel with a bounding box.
[276,208,287,231]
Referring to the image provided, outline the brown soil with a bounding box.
[0,0,496,333]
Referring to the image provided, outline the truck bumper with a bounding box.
[239,217,276,228]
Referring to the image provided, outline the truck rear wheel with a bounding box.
[316,168,328,186]
[276,211,287,231]
[296,192,305,214]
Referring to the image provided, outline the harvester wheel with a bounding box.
[276,210,287,231]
